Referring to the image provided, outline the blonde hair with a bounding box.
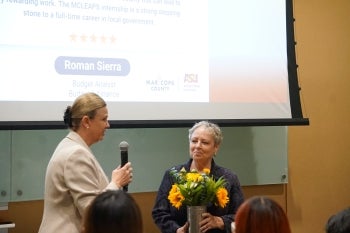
[63,92,106,131]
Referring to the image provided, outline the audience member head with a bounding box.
[82,190,143,233]
[234,196,291,233]
[325,207,350,233]
[64,92,107,131]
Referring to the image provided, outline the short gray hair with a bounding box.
[188,121,223,146]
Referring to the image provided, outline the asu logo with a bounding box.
[184,74,198,83]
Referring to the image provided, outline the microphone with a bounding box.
[119,141,129,192]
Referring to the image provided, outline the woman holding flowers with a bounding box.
[152,121,244,233]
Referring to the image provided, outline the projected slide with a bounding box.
[0,0,293,123]
[0,0,208,102]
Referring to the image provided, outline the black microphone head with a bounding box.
[119,141,129,151]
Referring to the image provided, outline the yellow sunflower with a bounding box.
[168,184,185,209]
[216,187,229,208]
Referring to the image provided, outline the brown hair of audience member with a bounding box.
[235,196,291,233]
[82,190,143,233]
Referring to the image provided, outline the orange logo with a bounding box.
[184,74,198,83]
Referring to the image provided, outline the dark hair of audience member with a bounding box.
[235,196,291,233]
[82,190,143,233]
[325,207,350,233]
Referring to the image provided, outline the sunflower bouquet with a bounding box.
[167,167,229,209]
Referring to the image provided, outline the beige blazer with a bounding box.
[38,131,115,233]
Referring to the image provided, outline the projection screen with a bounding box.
[0,0,308,129]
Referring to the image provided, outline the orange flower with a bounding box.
[168,184,185,209]
[216,187,229,208]
[203,168,210,175]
